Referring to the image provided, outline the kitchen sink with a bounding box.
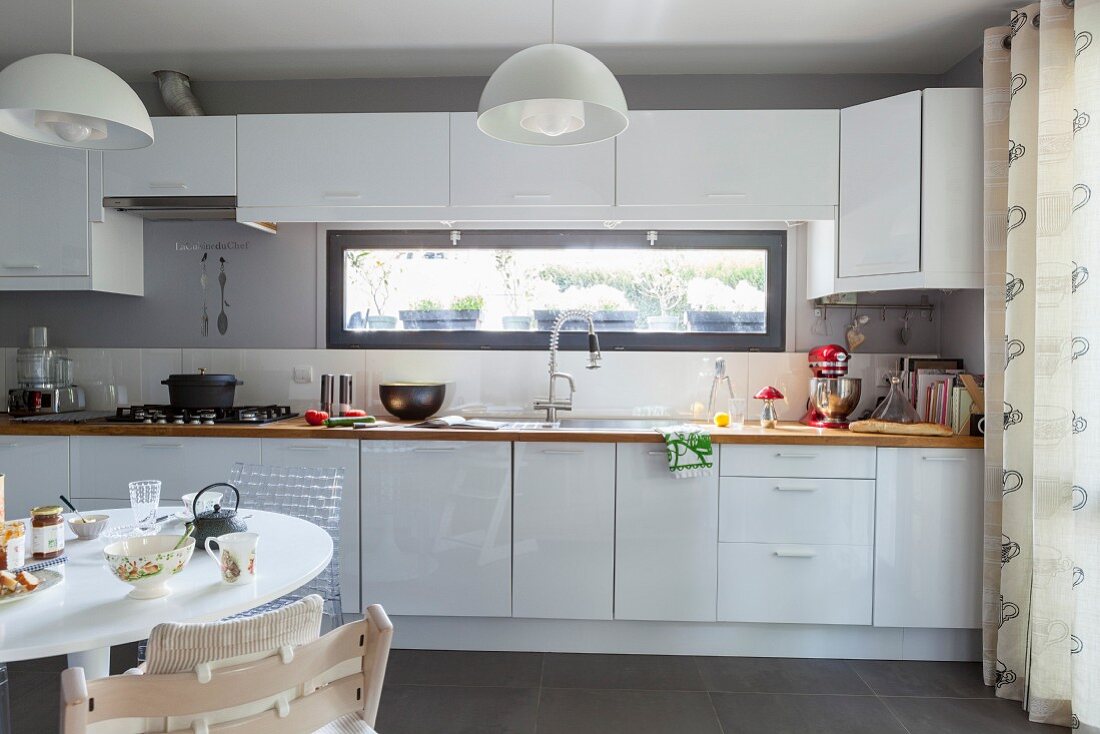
[556,418,680,430]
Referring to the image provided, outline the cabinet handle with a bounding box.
[148,182,188,189]
[646,450,667,456]
[774,548,817,558]
[322,191,362,199]
[141,443,184,449]
[774,485,816,492]
[921,456,967,462]
[705,193,748,199]
[1,263,41,270]
[512,193,552,200]
[775,452,817,459]
[540,449,584,455]
[412,446,456,453]
[285,445,330,452]
[0,442,19,448]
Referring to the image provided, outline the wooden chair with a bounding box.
[60,604,393,734]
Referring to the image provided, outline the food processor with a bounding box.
[8,327,85,415]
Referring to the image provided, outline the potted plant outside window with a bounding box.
[534,285,639,331]
[637,259,687,331]
[399,295,484,330]
[346,250,401,330]
[685,278,767,333]
[495,251,533,331]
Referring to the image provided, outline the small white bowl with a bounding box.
[67,514,110,540]
[103,534,196,599]
[181,491,223,519]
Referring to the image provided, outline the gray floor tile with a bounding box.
[848,659,994,698]
[537,688,722,734]
[696,656,874,695]
[376,684,539,734]
[883,697,1071,733]
[385,649,543,687]
[10,671,60,734]
[541,653,704,690]
[711,692,909,734]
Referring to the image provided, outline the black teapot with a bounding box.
[190,482,249,545]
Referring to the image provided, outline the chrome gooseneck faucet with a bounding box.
[534,309,602,423]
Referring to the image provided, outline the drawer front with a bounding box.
[718,542,872,625]
[720,444,875,479]
[69,437,261,500]
[719,477,874,545]
[0,436,70,520]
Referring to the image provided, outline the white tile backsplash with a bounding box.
[29,347,920,422]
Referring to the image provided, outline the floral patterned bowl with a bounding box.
[103,535,196,599]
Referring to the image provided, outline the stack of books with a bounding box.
[895,357,983,434]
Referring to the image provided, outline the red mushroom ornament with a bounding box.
[753,385,785,429]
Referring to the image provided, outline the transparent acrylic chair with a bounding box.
[226,463,346,631]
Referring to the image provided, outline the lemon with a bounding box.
[713,412,731,427]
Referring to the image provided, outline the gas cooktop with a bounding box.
[107,405,297,425]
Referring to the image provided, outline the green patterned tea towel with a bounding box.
[656,425,714,478]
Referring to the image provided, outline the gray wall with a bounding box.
[0,222,317,348]
[133,72,947,116]
[941,48,983,88]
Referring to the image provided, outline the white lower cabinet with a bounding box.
[718,543,873,625]
[513,443,615,620]
[361,441,511,617]
[615,443,718,622]
[874,448,983,628]
[260,438,361,612]
[69,437,261,501]
[0,436,70,520]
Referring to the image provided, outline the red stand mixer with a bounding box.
[799,344,862,428]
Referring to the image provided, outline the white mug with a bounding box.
[205,532,258,584]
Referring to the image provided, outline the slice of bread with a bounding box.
[16,571,39,591]
[0,570,18,592]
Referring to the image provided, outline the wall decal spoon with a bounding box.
[217,257,229,335]
[200,253,209,337]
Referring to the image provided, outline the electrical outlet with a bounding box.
[292,366,313,385]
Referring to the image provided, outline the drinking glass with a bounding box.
[727,398,747,428]
[128,480,162,534]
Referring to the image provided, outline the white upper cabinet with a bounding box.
[0,136,142,293]
[812,88,983,297]
[449,113,615,206]
[839,91,922,278]
[236,113,449,208]
[103,116,237,197]
[0,135,90,277]
[873,448,983,629]
[615,110,839,207]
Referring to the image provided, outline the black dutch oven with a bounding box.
[161,369,243,408]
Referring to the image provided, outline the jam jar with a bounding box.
[30,505,65,560]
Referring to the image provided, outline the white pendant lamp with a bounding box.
[477,0,627,145]
[0,0,153,149]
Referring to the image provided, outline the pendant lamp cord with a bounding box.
[69,0,75,55]
[550,0,555,44]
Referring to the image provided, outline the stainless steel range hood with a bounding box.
[103,196,277,234]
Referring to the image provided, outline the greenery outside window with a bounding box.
[326,230,786,351]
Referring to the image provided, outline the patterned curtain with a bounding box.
[982,0,1099,729]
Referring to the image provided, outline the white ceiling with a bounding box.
[0,0,1016,82]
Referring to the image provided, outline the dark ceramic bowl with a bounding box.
[379,382,447,420]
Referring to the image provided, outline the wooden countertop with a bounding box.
[0,415,984,449]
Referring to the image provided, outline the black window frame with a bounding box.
[326,229,786,352]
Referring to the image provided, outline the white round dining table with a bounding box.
[0,508,332,680]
